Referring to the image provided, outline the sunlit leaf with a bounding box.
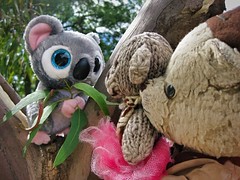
[74,83,109,115]
[53,109,87,167]
[1,90,49,124]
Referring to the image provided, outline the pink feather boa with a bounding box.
[79,118,172,180]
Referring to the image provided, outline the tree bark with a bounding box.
[0,0,225,179]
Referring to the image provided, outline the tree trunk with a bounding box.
[0,0,225,179]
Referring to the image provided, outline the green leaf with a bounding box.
[53,109,87,167]
[39,102,58,124]
[73,83,109,115]
[1,90,49,124]
[99,92,119,106]
[22,102,58,156]
[22,125,42,157]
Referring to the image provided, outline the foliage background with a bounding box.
[0,0,143,97]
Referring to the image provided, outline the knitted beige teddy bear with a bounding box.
[141,7,240,179]
[105,32,173,164]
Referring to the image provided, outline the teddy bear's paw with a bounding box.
[121,108,157,164]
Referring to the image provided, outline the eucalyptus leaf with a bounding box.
[1,90,49,124]
[39,102,58,124]
[73,83,109,115]
[53,109,87,167]
[22,102,57,156]
[99,93,119,106]
[22,125,42,157]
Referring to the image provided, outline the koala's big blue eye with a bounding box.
[42,46,72,80]
[51,49,71,69]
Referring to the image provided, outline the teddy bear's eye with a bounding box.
[51,49,71,69]
[93,57,101,73]
[165,84,175,99]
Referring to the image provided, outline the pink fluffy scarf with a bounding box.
[79,118,171,180]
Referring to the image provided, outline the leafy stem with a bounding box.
[1,82,117,166]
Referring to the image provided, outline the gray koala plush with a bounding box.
[24,15,105,145]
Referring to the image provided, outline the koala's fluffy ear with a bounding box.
[24,15,64,54]
[87,32,101,44]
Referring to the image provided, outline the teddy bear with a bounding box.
[141,6,240,178]
[24,15,105,145]
[79,32,173,179]
[105,32,173,164]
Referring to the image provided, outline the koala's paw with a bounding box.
[61,96,86,118]
[31,131,51,145]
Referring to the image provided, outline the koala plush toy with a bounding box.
[24,15,105,145]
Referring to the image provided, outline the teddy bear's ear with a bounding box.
[129,44,151,84]
[86,32,101,44]
[24,15,64,54]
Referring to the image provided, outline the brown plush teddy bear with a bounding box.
[141,7,240,178]
[105,32,173,164]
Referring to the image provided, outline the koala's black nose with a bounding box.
[73,58,90,80]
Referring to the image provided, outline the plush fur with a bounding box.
[141,7,240,158]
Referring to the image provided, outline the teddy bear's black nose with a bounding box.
[73,58,90,80]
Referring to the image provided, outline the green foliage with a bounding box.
[53,83,110,166]
[23,101,59,155]
[1,90,49,124]
[53,109,87,167]
[23,125,41,156]
[2,82,112,166]
[0,0,143,97]
[74,82,110,115]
